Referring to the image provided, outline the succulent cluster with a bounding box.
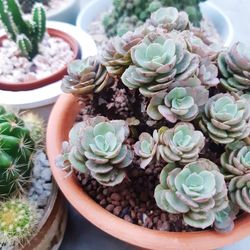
[0,0,46,59]
[0,199,39,245]
[103,0,205,37]
[59,6,250,232]
[0,106,35,198]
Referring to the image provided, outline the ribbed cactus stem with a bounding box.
[32,3,46,42]
[0,0,46,60]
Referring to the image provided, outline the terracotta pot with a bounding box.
[46,94,250,250]
[22,182,67,250]
[0,28,79,91]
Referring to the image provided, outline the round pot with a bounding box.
[46,94,250,250]
[0,21,97,121]
[47,0,79,24]
[76,0,233,47]
[22,183,67,250]
[0,28,79,91]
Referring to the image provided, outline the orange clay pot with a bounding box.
[46,93,250,250]
[0,28,79,91]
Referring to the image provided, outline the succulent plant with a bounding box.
[147,79,209,122]
[0,198,39,245]
[101,31,142,76]
[134,130,158,169]
[121,32,200,97]
[103,0,205,37]
[220,141,250,180]
[18,0,50,13]
[157,123,205,164]
[0,106,35,198]
[0,0,46,59]
[218,42,250,92]
[154,159,228,229]
[199,93,250,144]
[214,202,239,233]
[229,174,250,213]
[21,112,45,147]
[150,7,189,32]
[58,116,133,186]
[62,58,113,96]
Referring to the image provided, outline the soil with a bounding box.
[0,33,74,83]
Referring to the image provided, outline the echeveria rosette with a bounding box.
[154,159,228,229]
[134,130,158,169]
[214,202,239,233]
[58,117,133,186]
[218,42,250,92]
[200,93,250,144]
[220,141,250,180]
[150,7,189,32]
[147,84,209,123]
[157,123,205,165]
[229,174,250,213]
[101,31,142,76]
[62,58,113,96]
[121,32,200,97]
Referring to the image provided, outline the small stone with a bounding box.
[41,168,52,182]
[105,204,115,212]
[111,193,121,201]
[113,206,122,216]
[124,215,132,223]
[43,183,52,191]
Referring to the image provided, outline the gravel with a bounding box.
[77,163,199,232]
[0,33,74,83]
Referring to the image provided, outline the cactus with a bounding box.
[0,106,35,198]
[0,0,46,59]
[0,198,39,245]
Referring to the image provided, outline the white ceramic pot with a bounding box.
[0,21,97,121]
[47,0,79,24]
[76,0,233,47]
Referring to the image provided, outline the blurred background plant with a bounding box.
[103,0,205,37]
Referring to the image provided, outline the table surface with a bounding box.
[60,1,250,249]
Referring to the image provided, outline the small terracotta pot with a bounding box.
[0,28,79,91]
[47,94,250,250]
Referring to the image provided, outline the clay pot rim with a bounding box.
[46,93,250,250]
[0,28,79,91]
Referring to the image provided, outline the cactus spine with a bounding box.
[0,0,46,59]
[0,106,35,198]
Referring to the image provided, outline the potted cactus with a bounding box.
[0,0,79,91]
[47,6,250,250]
[77,0,233,48]
[0,106,67,249]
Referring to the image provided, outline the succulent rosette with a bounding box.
[121,32,200,97]
[62,58,113,96]
[200,93,250,144]
[58,117,133,186]
[150,7,189,32]
[157,123,205,165]
[220,141,250,180]
[134,130,158,169]
[147,79,209,123]
[154,159,228,229]
[101,31,142,76]
[229,174,250,213]
[218,42,250,92]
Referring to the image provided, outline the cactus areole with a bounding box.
[0,106,35,198]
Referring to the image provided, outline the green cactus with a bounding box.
[0,198,39,245]
[0,0,46,59]
[0,106,35,198]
